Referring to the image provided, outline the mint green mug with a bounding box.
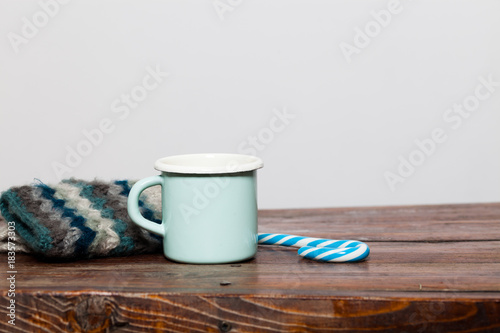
[127,153,263,264]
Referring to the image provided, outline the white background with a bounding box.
[1,0,499,209]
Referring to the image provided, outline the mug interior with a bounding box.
[154,153,263,174]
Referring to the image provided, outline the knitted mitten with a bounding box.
[0,179,163,260]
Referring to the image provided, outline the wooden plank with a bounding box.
[3,242,500,295]
[0,203,499,332]
[258,203,500,241]
[2,293,500,332]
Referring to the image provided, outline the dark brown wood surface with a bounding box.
[1,203,500,332]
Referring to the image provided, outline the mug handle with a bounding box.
[127,175,164,237]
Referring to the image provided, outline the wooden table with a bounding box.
[1,203,500,332]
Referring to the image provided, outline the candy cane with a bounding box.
[258,233,370,263]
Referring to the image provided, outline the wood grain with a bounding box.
[3,293,500,333]
[1,203,499,332]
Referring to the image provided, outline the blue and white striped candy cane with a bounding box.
[258,233,370,263]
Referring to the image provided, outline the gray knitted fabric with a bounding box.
[0,179,163,260]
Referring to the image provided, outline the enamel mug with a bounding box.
[127,153,263,264]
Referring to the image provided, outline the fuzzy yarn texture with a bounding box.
[0,179,163,260]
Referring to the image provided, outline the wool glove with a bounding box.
[0,179,162,260]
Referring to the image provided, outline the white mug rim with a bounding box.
[154,153,264,174]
